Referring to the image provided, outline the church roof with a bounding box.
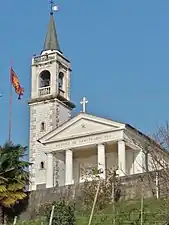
[43,14,61,52]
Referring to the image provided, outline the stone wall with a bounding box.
[18,171,163,220]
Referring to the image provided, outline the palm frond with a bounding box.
[7,182,25,191]
[0,192,8,199]
[0,185,7,193]
[1,198,17,207]
[6,191,26,201]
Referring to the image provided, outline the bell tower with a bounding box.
[28,10,75,190]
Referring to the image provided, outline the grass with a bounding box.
[76,197,169,225]
[13,197,169,225]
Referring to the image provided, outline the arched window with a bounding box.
[41,122,45,131]
[58,72,64,89]
[39,70,51,88]
[40,161,45,169]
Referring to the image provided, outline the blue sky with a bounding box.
[0,0,169,146]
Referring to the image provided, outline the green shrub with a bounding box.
[45,200,75,225]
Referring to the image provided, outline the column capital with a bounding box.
[45,152,54,156]
[97,143,106,147]
[65,149,73,155]
[118,139,125,143]
[47,152,53,156]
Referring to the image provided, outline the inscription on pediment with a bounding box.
[53,131,122,151]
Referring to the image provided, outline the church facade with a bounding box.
[28,11,168,191]
[38,113,148,188]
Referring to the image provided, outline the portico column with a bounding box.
[46,153,54,188]
[97,144,106,179]
[118,140,126,176]
[65,149,73,185]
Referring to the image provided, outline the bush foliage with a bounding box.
[80,167,121,211]
[44,200,75,225]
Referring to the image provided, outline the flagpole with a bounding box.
[8,65,12,143]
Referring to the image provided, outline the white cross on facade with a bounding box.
[80,97,88,113]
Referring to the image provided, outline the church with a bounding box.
[28,9,168,191]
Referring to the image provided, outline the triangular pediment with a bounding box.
[38,113,125,144]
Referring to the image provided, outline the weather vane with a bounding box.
[49,0,59,15]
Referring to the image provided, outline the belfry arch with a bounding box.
[39,70,51,88]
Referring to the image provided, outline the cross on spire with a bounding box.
[80,97,88,113]
[49,0,59,15]
[49,0,54,15]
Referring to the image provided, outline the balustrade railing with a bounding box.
[39,86,51,96]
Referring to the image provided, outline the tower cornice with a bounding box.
[28,95,75,109]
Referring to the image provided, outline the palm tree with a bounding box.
[0,142,30,224]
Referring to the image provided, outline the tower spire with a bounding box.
[43,1,61,52]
